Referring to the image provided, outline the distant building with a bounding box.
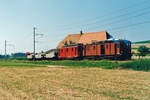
[57,30,113,48]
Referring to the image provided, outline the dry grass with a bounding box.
[0,66,150,100]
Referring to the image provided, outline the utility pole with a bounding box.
[4,40,15,58]
[33,27,43,60]
[5,40,7,57]
[33,27,36,60]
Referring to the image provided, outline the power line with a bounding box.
[66,5,150,33]
[80,5,150,31]
[53,7,150,36]
[55,0,150,31]
[109,20,150,31]
[87,7,150,31]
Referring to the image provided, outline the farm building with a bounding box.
[57,30,113,48]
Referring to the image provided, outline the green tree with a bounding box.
[137,46,149,58]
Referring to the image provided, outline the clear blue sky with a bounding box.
[0,0,150,54]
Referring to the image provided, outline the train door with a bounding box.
[82,45,86,57]
[115,44,117,55]
[78,45,83,58]
[115,43,120,55]
[101,44,105,55]
[96,44,100,56]
[93,44,97,56]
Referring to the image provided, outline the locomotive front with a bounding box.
[119,40,131,60]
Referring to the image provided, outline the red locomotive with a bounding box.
[57,39,131,60]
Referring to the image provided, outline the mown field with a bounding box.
[0,60,150,100]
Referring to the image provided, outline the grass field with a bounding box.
[19,59,150,71]
[0,61,150,100]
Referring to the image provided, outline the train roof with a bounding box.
[45,49,56,54]
[61,43,83,48]
[60,39,131,48]
[100,39,130,43]
[89,39,131,45]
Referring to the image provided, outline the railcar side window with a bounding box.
[72,48,73,51]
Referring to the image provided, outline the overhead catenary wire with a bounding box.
[49,0,150,45]
[102,20,150,39]
[109,20,150,31]
[82,20,150,41]
[76,5,150,31]
[87,7,150,31]
[54,8,150,36]
[55,0,150,31]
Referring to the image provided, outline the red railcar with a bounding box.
[57,44,83,59]
[82,40,131,60]
[57,40,131,60]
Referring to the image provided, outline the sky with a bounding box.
[0,0,150,54]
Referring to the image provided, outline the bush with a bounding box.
[138,46,149,57]
[120,59,150,71]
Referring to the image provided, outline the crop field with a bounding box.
[0,61,150,100]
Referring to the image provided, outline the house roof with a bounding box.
[56,34,81,48]
[78,31,111,44]
[56,30,112,48]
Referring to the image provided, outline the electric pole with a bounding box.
[33,27,44,60]
[5,40,7,57]
[33,27,36,60]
